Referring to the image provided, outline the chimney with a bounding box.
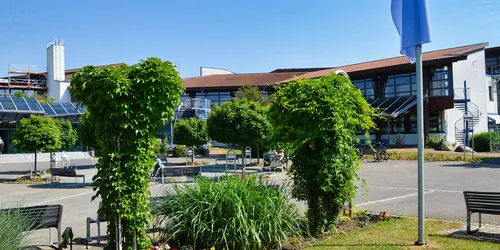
[47,38,70,102]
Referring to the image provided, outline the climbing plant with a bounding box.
[70,58,184,249]
[269,73,376,235]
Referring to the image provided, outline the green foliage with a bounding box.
[78,110,99,150]
[13,91,25,98]
[269,74,376,235]
[236,85,269,106]
[70,58,184,249]
[53,119,77,150]
[470,132,499,152]
[12,116,61,153]
[0,205,32,250]
[425,136,444,149]
[207,99,271,149]
[173,145,187,157]
[161,175,304,249]
[152,139,166,156]
[173,118,209,147]
[391,133,406,145]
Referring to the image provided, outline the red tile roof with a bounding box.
[183,72,304,89]
[64,63,124,75]
[280,42,489,83]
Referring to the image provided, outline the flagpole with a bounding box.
[415,44,426,245]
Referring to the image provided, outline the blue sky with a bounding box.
[0,0,499,78]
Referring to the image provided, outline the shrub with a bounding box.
[160,175,304,249]
[0,205,31,250]
[173,145,187,157]
[152,139,166,156]
[470,132,497,152]
[425,136,444,149]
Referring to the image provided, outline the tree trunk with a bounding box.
[34,151,37,175]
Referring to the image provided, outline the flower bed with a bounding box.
[10,175,51,184]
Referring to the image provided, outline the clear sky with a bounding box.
[0,0,499,78]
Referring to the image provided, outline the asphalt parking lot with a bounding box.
[1,159,500,247]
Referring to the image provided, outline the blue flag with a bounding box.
[391,0,432,63]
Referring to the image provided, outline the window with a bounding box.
[429,110,443,132]
[489,86,494,101]
[429,66,450,96]
[351,78,374,100]
[392,116,405,133]
[194,92,232,108]
[385,73,416,97]
[486,56,500,74]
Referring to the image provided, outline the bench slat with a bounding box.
[0,204,62,231]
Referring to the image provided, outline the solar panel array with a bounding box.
[0,96,85,122]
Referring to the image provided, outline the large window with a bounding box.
[195,92,232,108]
[385,73,416,97]
[429,66,450,96]
[429,110,443,132]
[351,78,375,100]
[486,56,500,74]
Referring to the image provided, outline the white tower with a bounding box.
[47,38,71,102]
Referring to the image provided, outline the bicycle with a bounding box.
[372,142,389,162]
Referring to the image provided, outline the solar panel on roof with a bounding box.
[0,96,16,110]
[13,98,30,111]
[41,104,56,116]
[25,98,43,111]
[61,102,79,114]
[49,103,69,115]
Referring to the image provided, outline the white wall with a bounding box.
[200,67,234,76]
[47,40,70,102]
[445,50,489,143]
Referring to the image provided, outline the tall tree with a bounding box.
[207,99,271,158]
[70,58,184,249]
[12,116,62,173]
[269,74,376,235]
[53,119,77,150]
[173,117,209,147]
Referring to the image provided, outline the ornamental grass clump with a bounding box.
[161,175,304,250]
[0,205,32,250]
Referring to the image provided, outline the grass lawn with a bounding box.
[210,147,242,155]
[308,217,500,249]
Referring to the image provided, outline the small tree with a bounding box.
[207,99,271,158]
[269,74,376,235]
[173,118,209,147]
[12,115,62,173]
[53,119,77,150]
[236,85,269,106]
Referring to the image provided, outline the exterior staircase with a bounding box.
[454,87,479,146]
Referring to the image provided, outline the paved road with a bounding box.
[354,160,500,225]
[1,159,500,247]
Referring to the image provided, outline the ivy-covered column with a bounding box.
[71,58,184,249]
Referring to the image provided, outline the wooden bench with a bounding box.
[463,191,500,234]
[0,204,63,245]
[51,168,85,184]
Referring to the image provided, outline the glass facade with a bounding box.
[195,92,232,108]
[429,66,450,96]
[352,78,375,100]
[385,73,417,97]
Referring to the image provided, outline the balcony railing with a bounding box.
[487,66,500,76]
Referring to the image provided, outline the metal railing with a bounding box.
[486,65,500,76]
